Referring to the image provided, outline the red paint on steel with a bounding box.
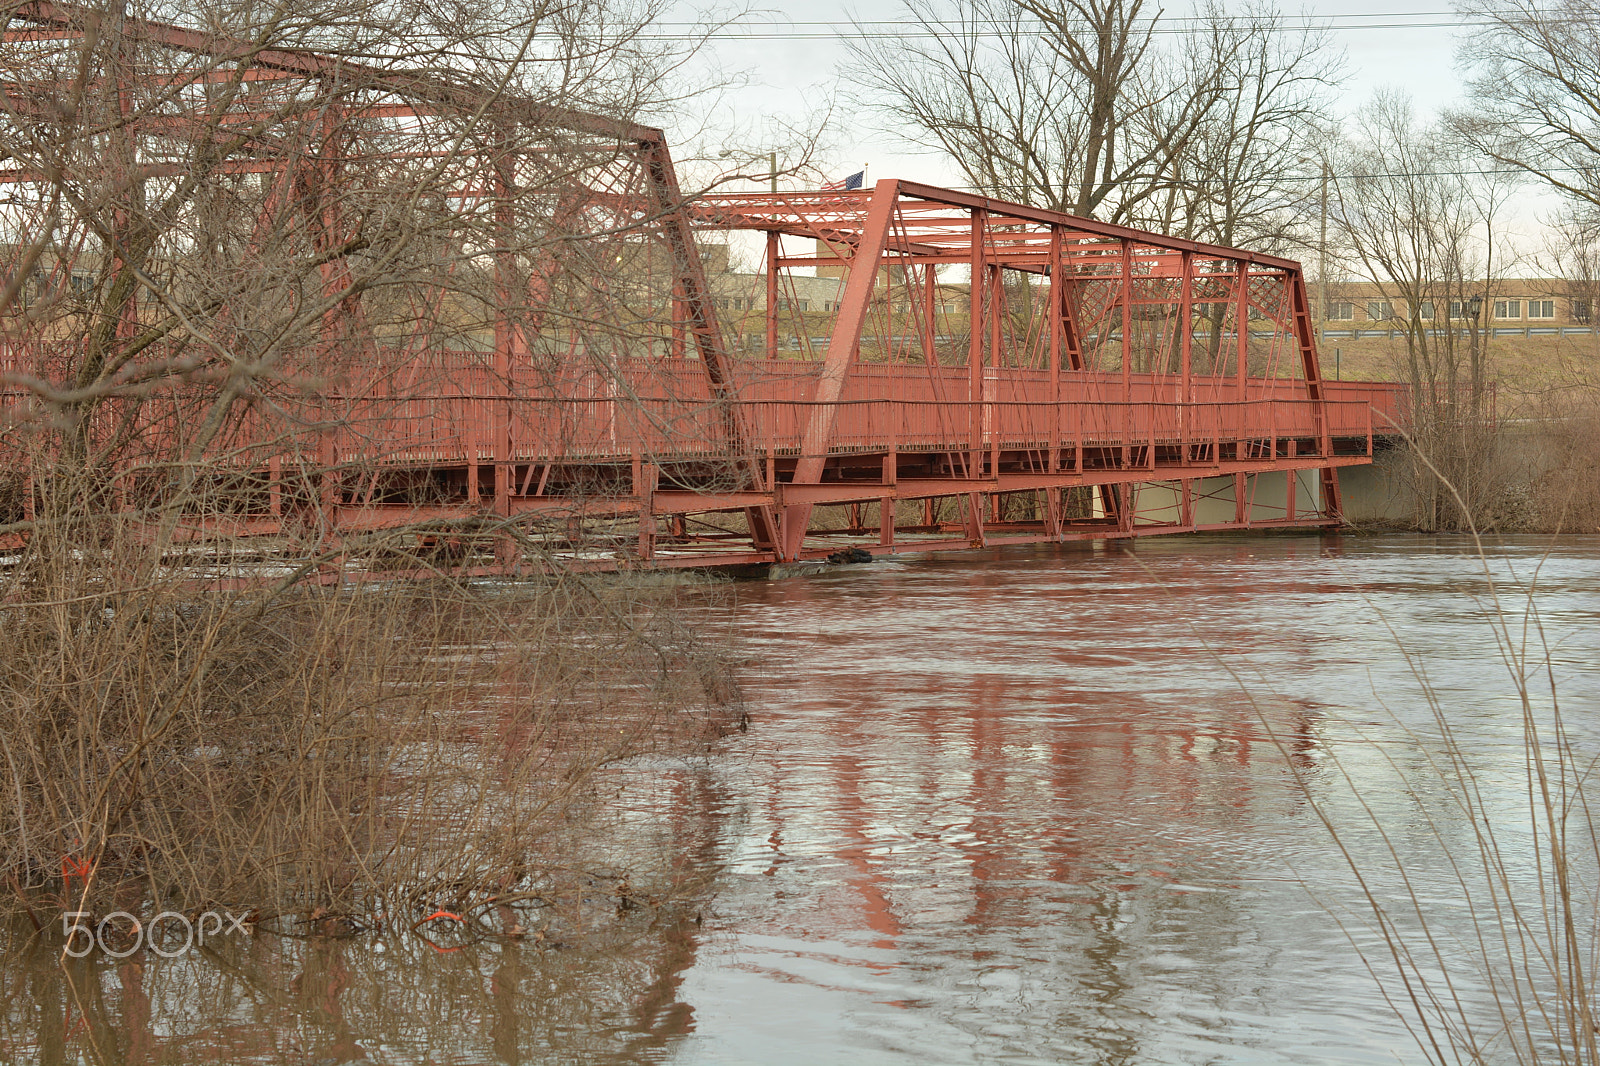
[0,12,1409,576]
[782,180,901,559]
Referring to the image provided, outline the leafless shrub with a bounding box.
[1522,387,1600,534]
[0,496,741,927]
[0,0,758,938]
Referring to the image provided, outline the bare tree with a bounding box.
[1452,0,1600,220]
[1448,0,1600,532]
[1331,92,1513,530]
[846,0,1338,237]
[1132,0,1342,255]
[845,0,1191,220]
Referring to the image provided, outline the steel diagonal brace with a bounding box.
[779,179,900,560]
[639,137,780,549]
[1287,266,1342,517]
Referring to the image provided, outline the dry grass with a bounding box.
[0,499,743,935]
[1323,332,1600,393]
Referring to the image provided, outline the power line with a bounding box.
[1238,166,1599,182]
[673,9,1472,24]
[934,165,1600,194]
[637,9,1506,41]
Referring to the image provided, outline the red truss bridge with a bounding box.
[667,183,1401,564]
[0,6,1403,572]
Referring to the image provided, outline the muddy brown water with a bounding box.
[4,533,1598,1064]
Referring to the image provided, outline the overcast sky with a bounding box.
[682,2,1567,265]
[696,2,1464,186]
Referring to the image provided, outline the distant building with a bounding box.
[1314,279,1597,333]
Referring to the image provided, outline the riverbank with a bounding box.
[1340,421,1599,534]
[0,536,745,949]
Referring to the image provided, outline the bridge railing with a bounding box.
[316,395,1379,467]
[0,346,1405,472]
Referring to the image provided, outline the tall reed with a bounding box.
[1256,468,1598,1063]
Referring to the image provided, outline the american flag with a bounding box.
[821,170,865,191]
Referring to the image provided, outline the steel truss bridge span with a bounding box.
[600,180,1400,566]
[191,181,1404,570]
[0,2,1403,574]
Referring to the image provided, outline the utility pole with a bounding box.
[1318,161,1329,353]
[770,150,778,194]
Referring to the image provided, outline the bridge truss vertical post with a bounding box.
[302,115,368,570]
[490,151,522,570]
[1289,268,1342,520]
[1048,225,1063,473]
[765,230,780,358]
[1180,249,1195,522]
[1120,238,1133,473]
[1234,258,1251,524]
[880,430,896,547]
[988,262,1002,482]
[1180,250,1193,463]
[1236,258,1249,409]
[968,207,986,481]
[492,158,514,522]
[1046,224,1064,534]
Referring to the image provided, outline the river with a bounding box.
[4,533,1598,1064]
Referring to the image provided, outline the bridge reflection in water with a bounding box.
[7,536,1594,1062]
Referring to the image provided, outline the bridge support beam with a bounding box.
[780,179,900,560]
